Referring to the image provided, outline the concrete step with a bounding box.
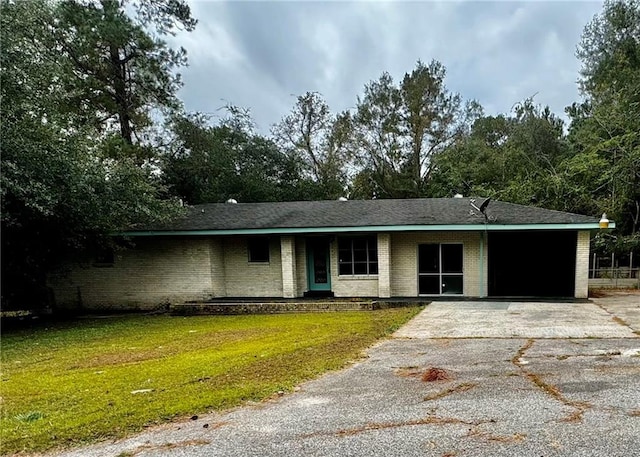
[170,300,421,315]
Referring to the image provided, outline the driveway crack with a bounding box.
[511,339,591,423]
[301,415,492,438]
[592,301,639,335]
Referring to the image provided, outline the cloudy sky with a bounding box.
[170,1,603,133]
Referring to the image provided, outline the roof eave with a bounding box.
[117,222,608,237]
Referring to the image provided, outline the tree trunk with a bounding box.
[110,43,132,144]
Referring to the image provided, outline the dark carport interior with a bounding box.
[488,231,577,297]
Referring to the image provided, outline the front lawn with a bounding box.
[0,308,420,454]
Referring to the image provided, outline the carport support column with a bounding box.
[574,231,590,299]
[378,233,391,298]
[479,231,487,298]
[280,236,297,298]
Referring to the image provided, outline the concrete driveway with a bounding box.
[51,295,640,457]
[395,300,639,338]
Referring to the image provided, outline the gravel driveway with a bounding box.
[50,294,640,457]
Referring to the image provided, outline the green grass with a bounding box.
[0,308,420,454]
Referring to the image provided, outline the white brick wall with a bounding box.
[574,230,590,298]
[222,236,283,297]
[49,237,214,310]
[280,236,297,298]
[377,233,391,298]
[295,237,308,296]
[210,238,226,297]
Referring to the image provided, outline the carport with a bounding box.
[488,231,577,297]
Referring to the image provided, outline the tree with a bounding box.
[51,0,196,147]
[164,109,315,204]
[427,99,577,212]
[352,60,480,198]
[0,0,187,310]
[272,92,353,199]
[570,0,640,242]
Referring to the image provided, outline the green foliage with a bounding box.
[163,109,319,203]
[0,309,420,453]
[51,0,196,143]
[571,0,640,237]
[272,92,353,199]
[351,60,481,198]
[427,99,574,209]
[0,0,187,309]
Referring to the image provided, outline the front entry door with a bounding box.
[307,238,331,291]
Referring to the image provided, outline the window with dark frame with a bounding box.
[418,243,463,295]
[338,236,378,276]
[248,237,270,263]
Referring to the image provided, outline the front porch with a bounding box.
[169,297,425,315]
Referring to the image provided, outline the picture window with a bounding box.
[338,236,378,276]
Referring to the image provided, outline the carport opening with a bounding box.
[488,231,577,298]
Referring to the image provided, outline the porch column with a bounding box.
[210,238,227,298]
[281,236,298,298]
[574,231,590,298]
[377,233,391,298]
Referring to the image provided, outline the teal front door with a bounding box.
[307,238,331,291]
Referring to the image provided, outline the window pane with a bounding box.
[248,238,270,262]
[368,247,378,262]
[442,275,463,294]
[338,248,352,263]
[353,248,367,262]
[94,247,115,266]
[353,238,367,251]
[419,245,439,273]
[419,275,440,294]
[442,244,463,273]
[339,263,352,276]
[368,262,378,274]
[353,262,368,275]
[338,238,350,251]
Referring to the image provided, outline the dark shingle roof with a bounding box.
[129,198,599,233]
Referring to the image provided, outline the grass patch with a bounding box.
[0,308,420,454]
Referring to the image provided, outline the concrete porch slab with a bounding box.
[394,301,639,339]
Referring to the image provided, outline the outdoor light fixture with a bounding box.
[599,213,609,229]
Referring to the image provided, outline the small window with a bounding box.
[248,238,270,263]
[338,235,378,275]
[93,247,115,267]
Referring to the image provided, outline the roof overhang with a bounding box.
[118,222,611,237]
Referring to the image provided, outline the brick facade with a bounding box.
[48,230,588,310]
[574,230,590,298]
[48,237,214,310]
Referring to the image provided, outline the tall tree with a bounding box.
[352,60,480,198]
[0,0,189,310]
[272,92,353,199]
[570,0,640,242]
[52,0,196,147]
